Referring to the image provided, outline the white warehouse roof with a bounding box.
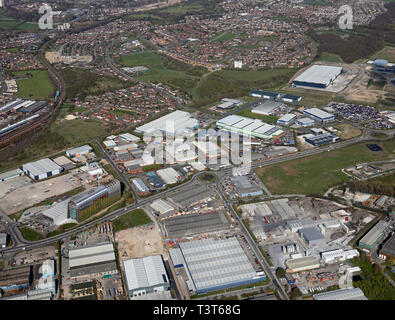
[293,65,343,86]
[66,145,92,156]
[156,168,180,184]
[135,110,199,135]
[150,199,176,215]
[42,199,70,226]
[22,158,63,177]
[123,255,168,292]
[313,287,367,300]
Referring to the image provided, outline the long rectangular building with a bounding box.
[293,65,343,88]
[359,220,391,251]
[175,237,266,294]
[22,158,63,181]
[313,287,367,300]
[68,242,118,278]
[123,255,170,298]
[216,115,283,140]
[135,110,199,136]
[303,107,335,122]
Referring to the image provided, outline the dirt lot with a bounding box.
[345,72,387,103]
[333,123,362,140]
[115,224,166,262]
[0,172,83,215]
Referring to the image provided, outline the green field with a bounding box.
[113,208,152,232]
[211,31,236,42]
[11,70,55,100]
[51,119,109,145]
[256,139,395,195]
[18,226,45,241]
[315,52,344,63]
[0,9,38,31]
[120,51,203,84]
[369,46,395,62]
[237,109,279,124]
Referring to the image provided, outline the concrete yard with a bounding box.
[0,172,84,215]
[115,224,167,261]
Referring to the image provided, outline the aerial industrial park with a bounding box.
[0,0,394,309]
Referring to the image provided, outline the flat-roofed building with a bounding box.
[119,133,140,143]
[303,107,335,122]
[299,227,325,245]
[68,242,118,279]
[156,168,181,185]
[277,114,296,125]
[216,115,283,140]
[42,199,71,226]
[230,176,263,198]
[321,249,359,264]
[292,65,343,88]
[132,178,150,196]
[250,90,280,99]
[281,94,302,103]
[65,145,93,158]
[0,168,23,182]
[174,237,266,294]
[359,220,391,251]
[22,158,63,181]
[296,117,315,127]
[0,266,32,293]
[123,255,170,298]
[285,256,320,273]
[313,287,367,300]
[135,110,199,136]
[150,199,177,216]
[251,101,285,116]
[379,234,395,260]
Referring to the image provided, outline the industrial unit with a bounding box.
[230,176,263,198]
[216,115,283,140]
[277,114,296,125]
[68,242,118,279]
[295,117,315,127]
[303,108,335,122]
[313,287,367,300]
[251,101,285,116]
[135,110,199,136]
[150,199,177,216]
[359,220,391,251]
[320,249,359,264]
[250,90,280,99]
[379,234,395,260]
[285,256,320,273]
[22,158,63,181]
[156,168,181,185]
[131,178,150,196]
[299,227,326,246]
[281,94,302,103]
[42,199,71,226]
[68,179,121,222]
[172,237,266,294]
[304,133,339,146]
[65,145,93,158]
[0,168,24,182]
[292,65,343,88]
[123,255,170,298]
[216,98,243,109]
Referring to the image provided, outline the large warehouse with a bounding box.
[68,242,118,279]
[22,158,63,181]
[42,199,71,226]
[313,287,367,300]
[251,101,285,116]
[171,237,266,294]
[216,115,283,140]
[123,255,170,298]
[135,110,199,136]
[359,220,391,251]
[292,65,343,89]
[303,107,335,122]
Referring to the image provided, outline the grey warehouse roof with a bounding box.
[178,237,261,292]
[313,287,367,300]
[123,255,168,291]
[300,227,325,242]
[293,65,343,86]
[22,158,63,176]
[69,242,116,268]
